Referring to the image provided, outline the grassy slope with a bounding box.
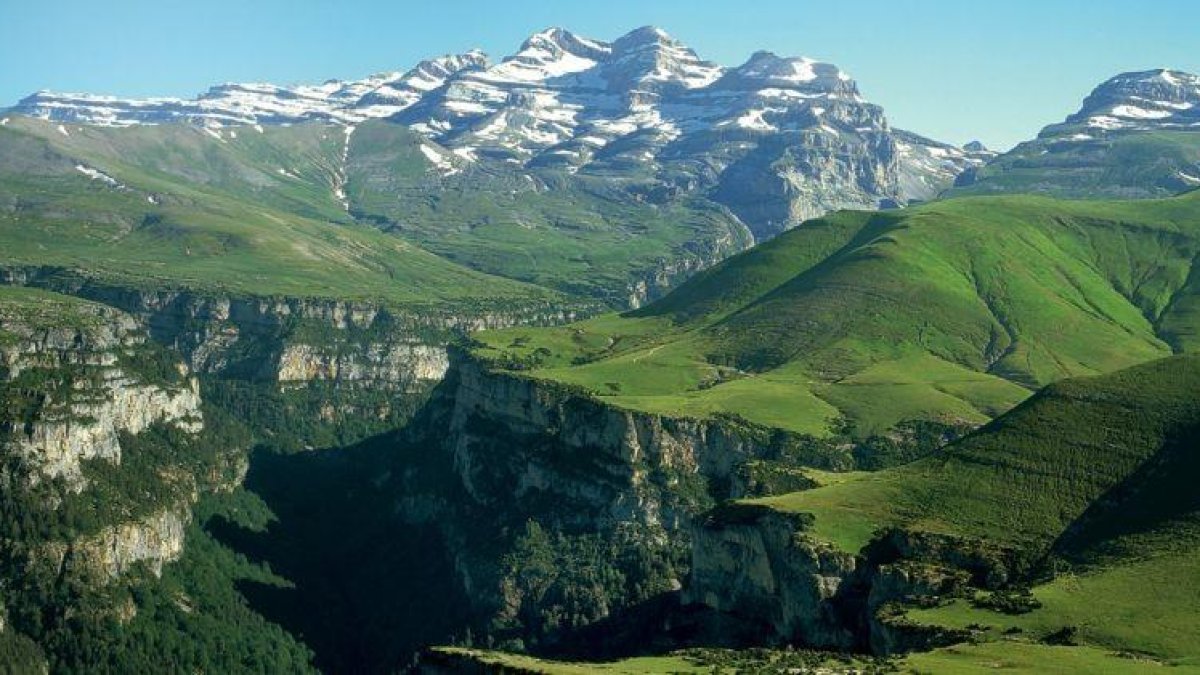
[753,354,1200,553]
[344,120,753,303]
[0,285,114,336]
[0,118,563,310]
[472,192,1200,436]
[429,644,1195,674]
[951,130,1200,200]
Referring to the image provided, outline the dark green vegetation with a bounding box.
[474,191,1200,439]
[953,130,1200,200]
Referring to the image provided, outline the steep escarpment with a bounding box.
[0,266,600,451]
[686,505,858,649]
[0,289,202,486]
[0,286,313,671]
[374,347,951,656]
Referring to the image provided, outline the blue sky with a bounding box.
[3,0,1198,149]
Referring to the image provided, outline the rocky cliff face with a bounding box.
[441,350,774,531]
[686,507,858,649]
[42,508,189,580]
[686,513,1029,655]
[0,295,202,486]
[384,349,819,646]
[1,266,589,393]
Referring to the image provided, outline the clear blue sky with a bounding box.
[3,0,1198,150]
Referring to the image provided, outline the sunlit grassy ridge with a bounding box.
[428,643,1194,674]
[952,130,1200,200]
[752,353,1200,551]
[473,192,1200,435]
[0,285,115,334]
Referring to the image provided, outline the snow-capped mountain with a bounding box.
[11,52,489,128]
[1042,69,1200,138]
[8,26,986,238]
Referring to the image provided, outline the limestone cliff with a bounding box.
[685,506,858,648]
[1,266,595,394]
[0,296,202,486]
[43,508,189,580]
[389,348,811,645]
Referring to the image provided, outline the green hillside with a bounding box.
[0,118,564,310]
[472,192,1200,437]
[760,353,1200,670]
[752,353,1200,553]
[344,120,752,303]
[952,130,1200,200]
[0,117,751,309]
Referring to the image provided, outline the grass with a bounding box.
[472,191,1200,437]
[0,285,118,339]
[747,354,1200,553]
[907,547,1200,664]
[0,118,570,312]
[429,644,1197,674]
[952,129,1200,200]
[428,648,708,674]
[900,640,1198,674]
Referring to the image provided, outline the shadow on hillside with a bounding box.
[205,436,471,674]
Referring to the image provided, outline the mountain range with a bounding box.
[2,22,1200,675]
[8,26,990,241]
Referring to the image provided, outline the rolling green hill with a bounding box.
[0,117,751,309]
[0,118,566,311]
[752,353,1200,553]
[472,192,1200,437]
[738,354,1200,670]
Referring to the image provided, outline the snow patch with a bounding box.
[1111,104,1172,120]
[420,143,461,176]
[1178,170,1200,185]
[75,164,123,188]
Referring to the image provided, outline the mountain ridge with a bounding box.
[6,25,985,236]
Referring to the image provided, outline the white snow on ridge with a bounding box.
[1111,104,1173,120]
[75,164,123,188]
[419,143,461,176]
[1178,170,1200,185]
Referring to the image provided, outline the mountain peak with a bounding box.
[617,26,672,44]
[1052,67,1200,134]
[518,27,609,58]
[727,51,857,97]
